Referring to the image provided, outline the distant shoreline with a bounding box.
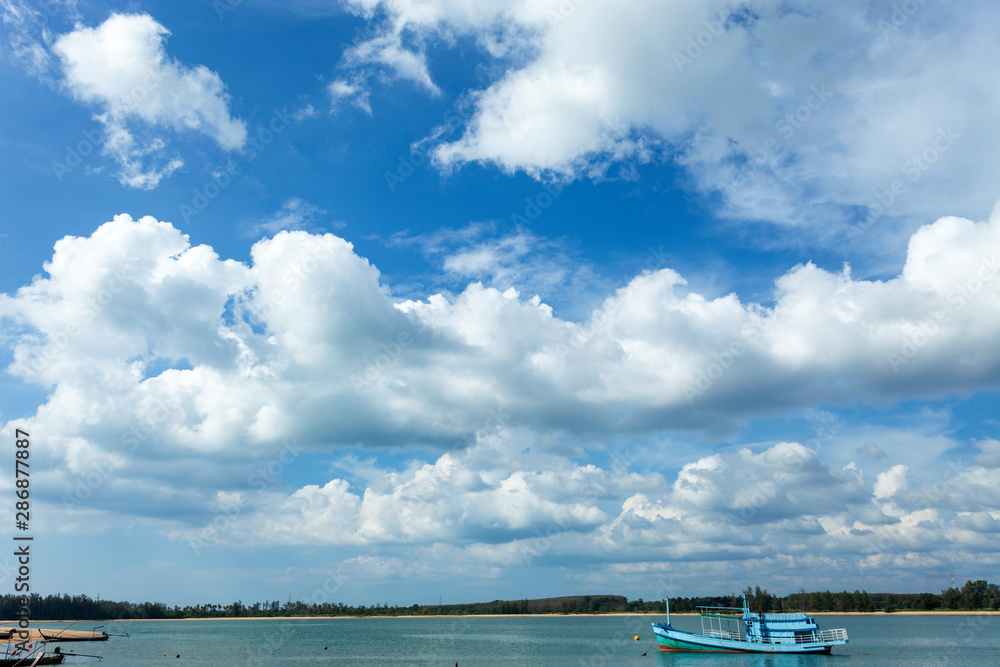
[26,610,1000,622]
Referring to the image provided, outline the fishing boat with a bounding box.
[0,627,110,642]
[651,594,849,654]
[0,639,65,665]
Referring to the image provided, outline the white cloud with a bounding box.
[1,209,1000,588]
[344,32,441,96]
[873,464,910,499]
[51,12,246,188]
[336,0,1000,240]
[179,428,615,548]
[0,0,56,76]
[328,78,371,114]
[3,208,1000,463]
[177,433,1000,594]
[243,198,331,239]
[386,223,607,312]
[339,0,547,83]
[975,439,1000,468]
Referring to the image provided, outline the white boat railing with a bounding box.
[699,611,745,642]
[783,628,847,644]
[816,628,848,643]
[740,627,848,646]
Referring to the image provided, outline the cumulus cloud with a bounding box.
[51,12,246,188]
[589,439,1000,591]
[3,211,1000,588]
[3,209,1000,464]
[171,434,1000,594]
[335,0,1000,239]
[175,428,616,548]
[602,443,869,559]
[873,464,910,499]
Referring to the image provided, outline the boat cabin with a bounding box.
[744,612,822,645]
[694,597,846,646]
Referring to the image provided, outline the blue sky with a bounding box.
[1,0,999,607]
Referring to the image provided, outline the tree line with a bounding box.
[1,581,996,621]
[676,581,1000,614]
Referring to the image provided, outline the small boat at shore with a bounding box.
[0,640,65,665]
[0,627,109,642]
[652,594,849,654]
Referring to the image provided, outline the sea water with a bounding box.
[36,613,998,665]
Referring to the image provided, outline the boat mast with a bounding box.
[666,597,671,626]
[742,593,755,643]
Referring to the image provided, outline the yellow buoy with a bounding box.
[634,635,640,641]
